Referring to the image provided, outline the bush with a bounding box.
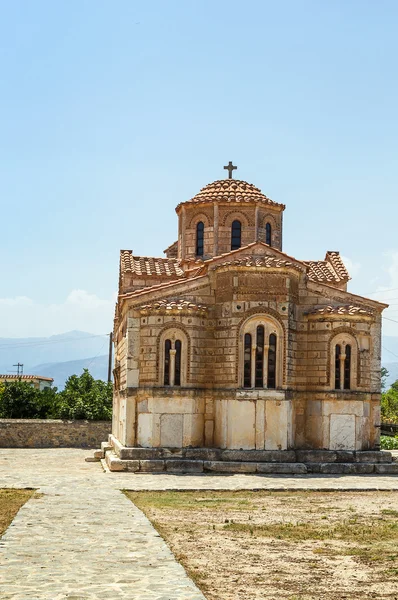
[0,370,112,420]
[381,387,398,424]
[380,435,398,450]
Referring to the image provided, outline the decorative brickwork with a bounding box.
[112,172,387,453]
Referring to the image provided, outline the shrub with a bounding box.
[380,435,398,450]
[0,381,58,419]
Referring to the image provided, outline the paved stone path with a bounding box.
[0,448,398,599]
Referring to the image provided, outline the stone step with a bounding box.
[105,449,398,475]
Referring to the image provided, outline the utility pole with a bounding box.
[107,332,113,382]
[13,363,23,377]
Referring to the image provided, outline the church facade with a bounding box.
[110,167,387,467]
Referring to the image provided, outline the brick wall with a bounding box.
[0,419,111,448]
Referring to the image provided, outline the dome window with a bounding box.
[231,220,242,250]
[266,223,272,246]
[196,221,204,257]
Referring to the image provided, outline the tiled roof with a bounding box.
[176,179,285,212]
[213,255,305,272]
[120,251,184,277]
[304,252,350,284]
[306,305,374,317]
[0,374,54,381]
[137,299,208,313]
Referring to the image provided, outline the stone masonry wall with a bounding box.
[0,420,111,448]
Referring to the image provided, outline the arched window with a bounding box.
[196,221,204,257]
[332,337,355,391]
[163,338,183,386]
[241,318,282,389]
[244,333,252,388]
[231,220,242,250]
[268,334,277,389]
[265,223,272,246]
[164,339,171,386]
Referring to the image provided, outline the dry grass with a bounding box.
[125,490,398,600]
[0,489,36,537]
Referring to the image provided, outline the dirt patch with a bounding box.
[0,488,36,537]
[126,490,398,600]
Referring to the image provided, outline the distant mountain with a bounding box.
[30,354,110,390]
[0,331,109,376]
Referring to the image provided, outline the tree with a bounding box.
[381,367,389,391]
[56,369,112,420]
[0,381,58,419]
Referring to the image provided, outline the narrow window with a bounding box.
[255,325,265,388]
[196,221,204,257]
[244,333,252,388]
[164,339,171,385]
[335,344,341,389]
[344,344,351,390]
[265,223,272,246]
[175,340,182,386]
[268,334,277,389]
[231,220,242,250]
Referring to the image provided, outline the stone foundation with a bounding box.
[97,434,398,475]
[0,419,111,448]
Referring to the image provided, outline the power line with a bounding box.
[0,333,108,351]
[382,345,398,361]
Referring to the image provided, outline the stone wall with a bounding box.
[0,419,111,448]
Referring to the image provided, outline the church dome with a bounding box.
[176,179,285,212]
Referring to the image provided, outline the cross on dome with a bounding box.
[224,161,237,179]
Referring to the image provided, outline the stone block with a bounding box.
[184,448,221,461]
[319,463,357,474]
[93,449,103,459]
[355,451,392,464]
[139,460,165,472]
[165,460,204,473]
[120,447,161,460]
[221,450,296,463]
[335,451,355,463]
[296,450,337,463]
[257,463,307,474]
[204,461,257,473]
[124,460,140,472]
[106,453,126,472]
[374,464,398,474]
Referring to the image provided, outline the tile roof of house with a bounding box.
[0,374,54,381]
[306,305,375,317]
[137,299,208,313]
[176,179,285,212]
[120,251,184,277]
[304,252,350,284]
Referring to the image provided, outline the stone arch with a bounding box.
[156,323,191,385]
[235,307,287,386]
[187,211,212,229]
[329,328,359,389]
[222,210,251,228]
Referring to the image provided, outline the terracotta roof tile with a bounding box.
[176,179,285,212]
[0,374,54,381]
[306,305,374,317]
[120,251,184,278]
[137,299,207,313]
[304,252,350,284]
[213,255,305,272]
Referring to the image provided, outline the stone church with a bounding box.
[103,164,394,474]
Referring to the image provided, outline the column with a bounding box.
[263,344,269,388]
[251,344,256,389]
[255,206,259,241]
[170,349,176,387]
[339,353,346,390]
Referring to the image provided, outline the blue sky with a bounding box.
[1,0,398,342]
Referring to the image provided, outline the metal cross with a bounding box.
[224,161,237,179]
